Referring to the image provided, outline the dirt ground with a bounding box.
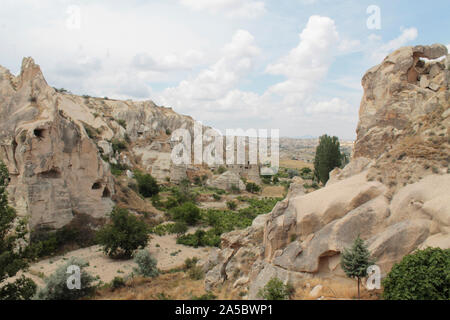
[24,232,211,287]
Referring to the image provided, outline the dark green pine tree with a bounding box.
[313,135,342,185]
[340,236,375,299]
[0,160,36,300]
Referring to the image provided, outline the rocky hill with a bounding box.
[204,44,450,298]
[0,57,199,231]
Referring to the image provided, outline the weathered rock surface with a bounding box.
[205,44,450,298]
[207,171,246,191]
[0,58,200,230]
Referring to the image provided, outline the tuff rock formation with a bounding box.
[0,58,199,230]
[204,44,450,298]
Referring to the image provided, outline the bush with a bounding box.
[134,171,159,198]
[116,119,127,129]
[170,202,201,226]
[172,221,188,236]
[133,250,159,278]
[35,257,95,300]
[382,248,450,300]
[258,277,294,300]
[177,229,221,248]
[188,266,204,280]
[287,168,299,179]
[217,166,227,174]
[226,200,237,210]
[192,292,216,300]
[230,184,241,194]
[0,276,37,300]
[110,163,129,176]
[110,277,126,291]
[96,207,149,259]
[111,139,127,153]
[0,160,37,300]
[212,193,221,201]
[245,182,261,194]
[184,257,200,270]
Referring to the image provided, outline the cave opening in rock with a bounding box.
[102,187,111,198]
[34,128,46,139]
[92,182,102,190]
[38,168,61,179]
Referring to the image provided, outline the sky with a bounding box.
[1,0,449,140]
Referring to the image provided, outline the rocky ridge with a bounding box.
[204,44,450,298]
[0,58,199,230]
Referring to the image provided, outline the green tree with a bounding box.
[313,134,343,184]
[245,182,261,194]
[258,277,294,300]
[0,160,37,300]
[134,171,159,198]
[170,202,201,226]
[96,207,149,259]
[340,236,375,299]
[382,247,450,300]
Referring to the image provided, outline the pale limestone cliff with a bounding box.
[204,44,450,298]
[0,58,199,230]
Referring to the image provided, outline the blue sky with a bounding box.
[1,0,449,139]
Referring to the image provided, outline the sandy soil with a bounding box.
[24,233,211,287]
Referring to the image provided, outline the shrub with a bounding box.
[226,200,237,210]
[245,182,261,194]
[258,277,294,300]
[133,250,159,278]
[134,171,159,198]
[177,229,221,248]
[192,292,216,300]
[261,176,272,184]
[0,161,37,300]
[110,277,126,291]
[217,166,227,174]
[230,184,241,194]
[96,207,149,259]
[34,257,95,300]
[110,163,129,176]
[111,139,127,153]
[382,248,450,300]
[287,168,300,179]
[172,221,188,236]
[184,257,200,270]
[212,193,221,201]
[188,266,204,280]
[116,119,127,129]
[170,202,201,226]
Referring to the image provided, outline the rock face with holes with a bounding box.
[0,57,201,230]
[0,58,115,229]
[205,44,450,298]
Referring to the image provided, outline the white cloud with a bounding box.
[305,98,350,114]
[179,0,266,19]
[265,15,339,104]
[159,29,260,106]
[370,27,418,62]
[131,50,204,71]
[157,15,355,133]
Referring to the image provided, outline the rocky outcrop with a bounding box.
[0,58,200,230]
[207,171,246,191]
[205,44,450,298]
